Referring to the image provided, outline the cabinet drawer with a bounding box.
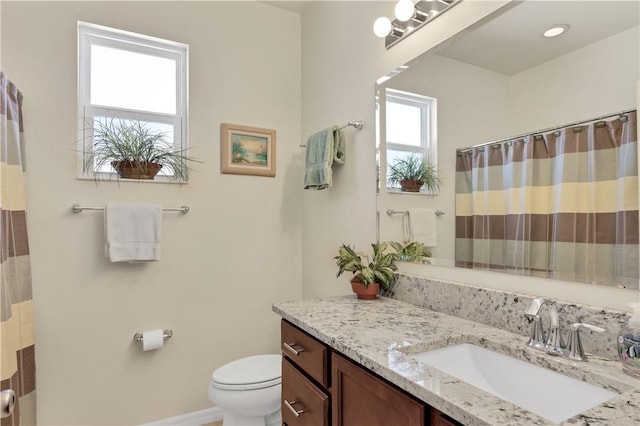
[282,358,329,426]
[281,320,329,387]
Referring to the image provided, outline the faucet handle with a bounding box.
[565,323,605,361]
[572,323,605,333]
[524,297,546,318]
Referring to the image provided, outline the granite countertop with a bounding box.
[273,296,640,426]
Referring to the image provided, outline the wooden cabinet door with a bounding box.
[331,353,425,426]
[282,358,329,426]
[430,409,464,426]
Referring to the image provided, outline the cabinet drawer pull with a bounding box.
[283,342,304,356]
[284,399,305,417]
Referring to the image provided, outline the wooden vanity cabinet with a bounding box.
[430,410,464,426]
[280,319,463,426]
[282,358,329,426]
[281,320,329,387]
[281,321,330,426]
[331,352,425,426]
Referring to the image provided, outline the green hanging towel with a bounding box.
[303,126,345,190]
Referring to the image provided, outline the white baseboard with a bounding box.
[142,407,223,426]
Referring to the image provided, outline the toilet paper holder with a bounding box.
[133,329,173,343]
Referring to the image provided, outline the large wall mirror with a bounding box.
[376,0,639,289]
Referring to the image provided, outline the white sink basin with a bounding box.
[409,343,617,423]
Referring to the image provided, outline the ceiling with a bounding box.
[262,1,310,14]
[434,1,640,76]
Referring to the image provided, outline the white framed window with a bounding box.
[385,88,437,192]
[77,21,188,181]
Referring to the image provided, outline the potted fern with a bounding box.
[334,242,398,299]
[84,119,198,181]
[388,154,440,193]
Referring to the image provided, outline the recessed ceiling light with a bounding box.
[543,24,571,38]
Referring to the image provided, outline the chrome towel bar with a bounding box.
[300,120,364,147]
[71,203,190,213]
[386,209,444,217]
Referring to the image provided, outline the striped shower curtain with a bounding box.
[456,111,639,288]
[0,73,36,425]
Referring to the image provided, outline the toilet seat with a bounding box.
[212,354,281,391]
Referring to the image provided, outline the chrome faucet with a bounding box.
[524,298,603,361]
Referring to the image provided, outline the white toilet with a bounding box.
[208,354,282,426]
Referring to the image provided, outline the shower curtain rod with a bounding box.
[456,109,636,153]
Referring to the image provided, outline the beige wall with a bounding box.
[1,1,302,424]
[300,0,639,310]
[505,25,639,135]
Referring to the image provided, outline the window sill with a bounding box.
[386,187,437,196]
[76,174,188,184]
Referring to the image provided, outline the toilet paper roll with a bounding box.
[142,329,164,351]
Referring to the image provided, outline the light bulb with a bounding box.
[373,17,392,38]
[395,0,415,22]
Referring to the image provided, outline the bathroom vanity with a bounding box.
[281,320,459,426]
[273,296,640,425]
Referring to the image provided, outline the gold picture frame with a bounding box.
[220,123,276,177]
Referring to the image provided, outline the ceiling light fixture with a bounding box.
[373,16,392,38]
[373,0,460,49]
[373,16,404,39]
[543,24,571,38]
[395,0,416,22]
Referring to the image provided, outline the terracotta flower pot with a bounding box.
[400,179,424,192]
[112,161,162,180]
[351,277,380,300]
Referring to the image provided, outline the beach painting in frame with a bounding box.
[221,123,276,177]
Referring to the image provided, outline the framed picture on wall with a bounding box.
[220,123,276,177]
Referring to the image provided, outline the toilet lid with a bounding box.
[212,354,281,388]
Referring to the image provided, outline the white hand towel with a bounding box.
[408,208,437,247]
[104,203,162,262]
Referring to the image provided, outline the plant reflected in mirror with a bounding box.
[389,241,432,264]
[387,154,440,193]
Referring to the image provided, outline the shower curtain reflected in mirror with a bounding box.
[456,111,639,288]
[1,73,36,424]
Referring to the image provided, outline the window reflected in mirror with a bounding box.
[383,89,437,194]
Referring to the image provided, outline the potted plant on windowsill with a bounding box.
[388,154,440,193]
[84,119,198,181]
[334,242,398,300]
